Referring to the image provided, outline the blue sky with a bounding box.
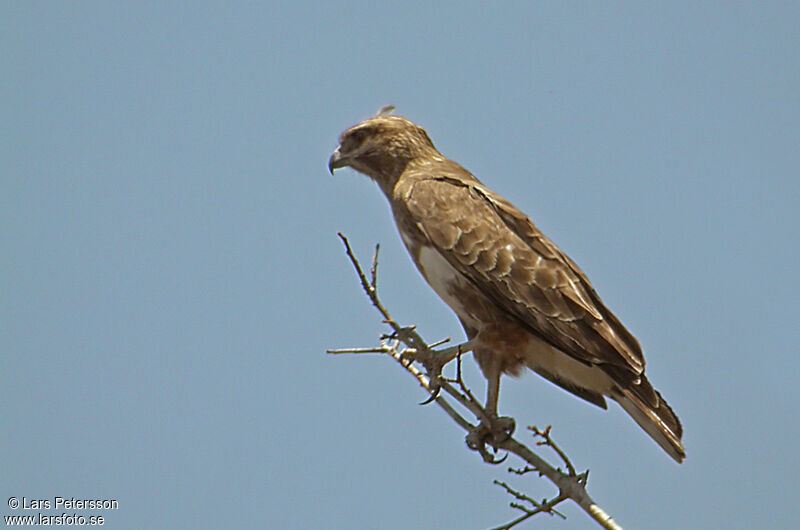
[3,2,799,528]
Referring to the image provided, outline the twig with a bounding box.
[489,480,568,530]
[329,234,624,530]
[327,347,392,355]
[530,425,577,477]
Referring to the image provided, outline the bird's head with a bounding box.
[329,107,439,190]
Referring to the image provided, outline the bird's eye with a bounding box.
[347,126,375,147]
[349,129,366,144]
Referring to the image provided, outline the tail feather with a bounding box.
[614,376,685,463]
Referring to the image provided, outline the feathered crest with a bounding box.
[374,105,396,117]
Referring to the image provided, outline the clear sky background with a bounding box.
[3,2,799,529]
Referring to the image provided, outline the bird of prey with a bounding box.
[329,107,685,463]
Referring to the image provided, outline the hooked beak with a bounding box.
[328,146,347,175]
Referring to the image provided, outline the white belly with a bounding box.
[417,245,475,322]
[399,228,478,325]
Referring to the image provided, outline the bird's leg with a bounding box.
[466,359,515,464]
[484,367,516,438]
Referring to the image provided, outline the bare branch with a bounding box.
[494,479,567,519]
[326,347,391,355]
[508,465,537,476]
[489,480,568,530]
[329,234,624,530]
[370,243,380,289]
[530,425,577,477]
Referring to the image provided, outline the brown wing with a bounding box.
[403,171,644,373]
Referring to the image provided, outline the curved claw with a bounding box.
[419,385,440,405]
[465,416,515,464]
[466,433,509,464]
[418,361,443,405]
[484,450,509,465]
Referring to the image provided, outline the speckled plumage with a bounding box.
[330,113,685,462]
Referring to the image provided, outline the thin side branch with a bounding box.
[489,480,568,530]
[328,234,623,530]
[530,425,578,477]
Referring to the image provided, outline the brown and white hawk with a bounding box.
[329,108,685,462]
